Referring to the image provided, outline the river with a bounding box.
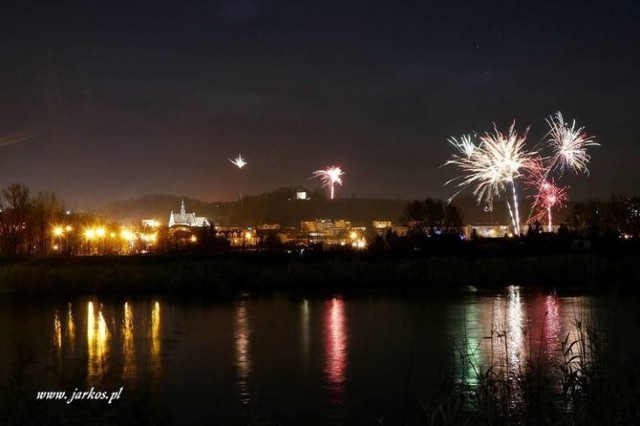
[0,287,616,425]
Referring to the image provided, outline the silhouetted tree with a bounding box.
[0,183,32,255]
[29,191,65,254]
[402,198,463,236]
[443,202,464,233]
[424,198,444,235]
[402,200,427,234]
[611,195,640,237]
[384,228,400,250]
[571,201,602,237]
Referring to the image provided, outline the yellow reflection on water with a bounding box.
[122,302,136,380]
[324,297,347,405]
[150,301,161,377]
[67,304,75,353]
[53,311,62,357]
[234,301,251,406]
[87,301,110,384]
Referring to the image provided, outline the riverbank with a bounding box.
[0,252,638,296]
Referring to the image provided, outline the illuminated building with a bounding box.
[300,219,366,247]
[168,200,210,228]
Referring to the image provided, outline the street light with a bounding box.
[52,225,64,254]
[84,228,96,254]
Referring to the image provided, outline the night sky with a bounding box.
[1,0,638,208]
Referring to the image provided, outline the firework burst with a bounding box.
[546,112,598,175]
[229,154,247,169]
[312,166,344,200]
[445,123,535,234]
[446,112,598,235]
[524,112,598,226]
[525,157,569,231]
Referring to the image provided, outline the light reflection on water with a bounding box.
[53,311,62,355]
[301,298,310,370]
[66,304,75,354]
[454,286,593,385]
[234,301,252,406]
[18,288,604,423]
[543,294,561,361]
[150,301,161,379]
[40,300,166,386]
[324,297,347,407]
[87,301,110,385]
[490,285,526,374]
[122,302,135,380]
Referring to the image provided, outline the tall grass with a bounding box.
[423,301,640,425]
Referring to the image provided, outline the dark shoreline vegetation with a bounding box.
[1,250,639,297]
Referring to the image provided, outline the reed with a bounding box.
[423,300,640,425]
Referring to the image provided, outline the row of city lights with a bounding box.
[51,225,159,244]
[51,224,367,249]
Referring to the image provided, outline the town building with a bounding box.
[168,200,210,228]
[300,218,366,247]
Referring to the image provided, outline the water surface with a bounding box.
[0,287,604,424]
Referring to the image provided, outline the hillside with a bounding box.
[98,188,572,228]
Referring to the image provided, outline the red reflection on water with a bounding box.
[324,297,347,403]
[479,290,587,376]
[543,294,561,360]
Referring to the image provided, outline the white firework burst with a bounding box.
[311,166,344,200]
[229,154,248,169]
[546,112,598,175]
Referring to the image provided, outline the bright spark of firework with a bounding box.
[311,166,344,200]
[445,123,535,234]
[546,112,598,175]
[447,134,476,159]
[229,154,247,169]
[525,156,569,231]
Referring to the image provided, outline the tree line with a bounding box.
[401,198,464,235]
[568,195,640,238]
[0,182,638,257]
[0,183,66,255]
[398,195,640,239]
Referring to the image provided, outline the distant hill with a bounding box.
[98,194,217,225]
[98,188,574,228]
[98,190,408,227]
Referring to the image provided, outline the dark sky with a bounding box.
[1,0,638,208]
